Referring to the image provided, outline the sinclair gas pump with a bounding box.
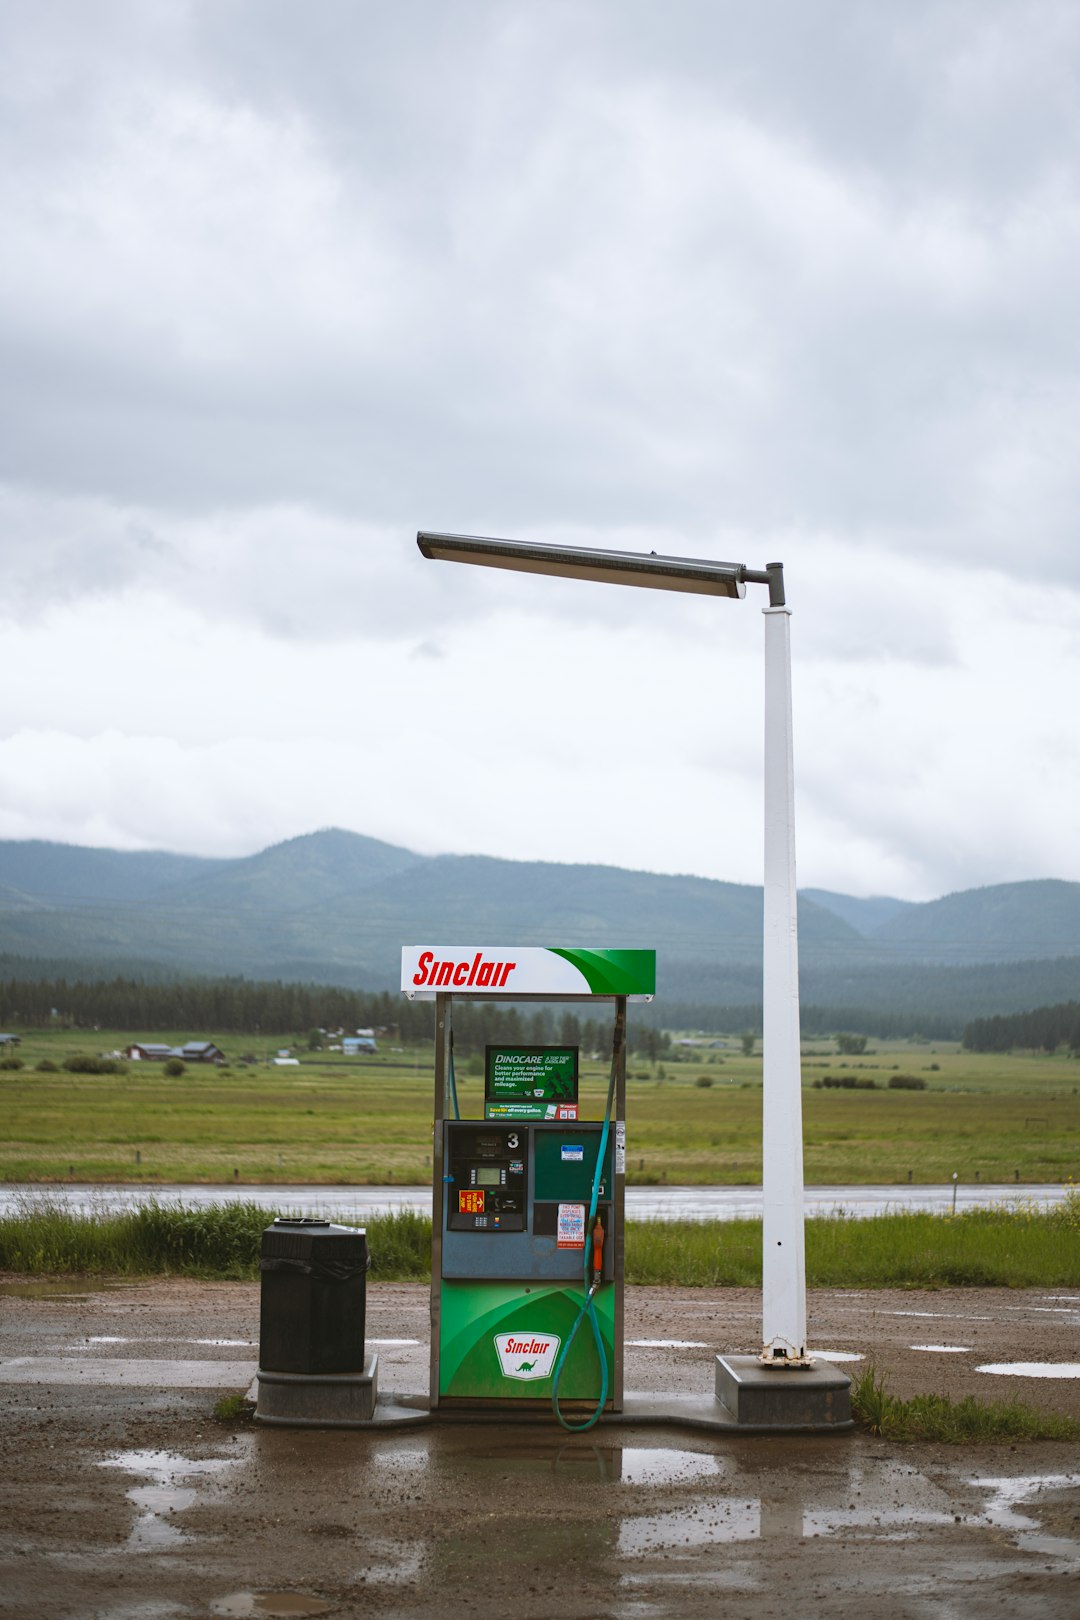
[402,946,655,1428]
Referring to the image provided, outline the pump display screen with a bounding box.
[445,1122,528,1232]
[485,1046,579,1120]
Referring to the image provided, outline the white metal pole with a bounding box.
[760,604,807,1361]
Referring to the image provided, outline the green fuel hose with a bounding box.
[550,1044,617,1433]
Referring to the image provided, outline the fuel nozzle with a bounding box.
[591,1212,605,1286]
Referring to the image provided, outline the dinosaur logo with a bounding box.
[494,1332,561,1380]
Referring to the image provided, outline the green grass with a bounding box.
[1,1029,1078,1185]
[2,1195,1076,1286]
[0,1199,430,1280]
[851,1363,1080,1442]
[212,1393,255,1424]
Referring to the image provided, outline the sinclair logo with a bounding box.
[410,951,518,991]
[494,1332,561,1381]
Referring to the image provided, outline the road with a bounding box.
[0,1180,1070,1220]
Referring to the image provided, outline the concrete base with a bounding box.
[714,1355,852,1429]
[255,1353,380,1428]
[294,1383,854,1434]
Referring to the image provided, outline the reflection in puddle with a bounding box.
[619,1449,723,1486]
[969,1473,1080,1561]
[619,1499,760,1553]
[887,1310,994,1321]
[354,1539,427,1587]
[0,1278,135,1299]
[976,1362,1080,1379]
[373,1446,429,1470]
[98,1448,237,1550]
[803,1505,957,1538]
[210,1595,333,1617]
[627,1339,710,1348]
[910,1344,971,1353]
[614,1456,1080,1568]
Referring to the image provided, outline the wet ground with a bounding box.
[2,1279,1079,1618]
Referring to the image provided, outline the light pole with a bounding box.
[417,530,808,1364]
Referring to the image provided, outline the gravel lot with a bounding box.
[1,1278,1078,1618]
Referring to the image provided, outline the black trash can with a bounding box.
[259,1217,369,1375]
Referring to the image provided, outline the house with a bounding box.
[343,1032,377,1056]
[123,1040,227,1064]
[176,1042,227,1064]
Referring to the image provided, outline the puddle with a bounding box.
[619,1448,723,1486]
[192,1339,254,1348]
[373,1446,429,1470]
[1005,1304,1080,1314]
[887,1310,994,1321]
[0,1277,139,1299]
[209,1596,333,1618]
[976,1362,1080,1379]
[802,1505,959,1539]
[0,1278,115,1300]
[619,1499,761,1553]
[98,1448,237,1550]
[812,1350,863,1362]
[0,1355,256,1386]
[354,1540,427,1586]
[627,1338,711,1348]
[969,1473,1080,1560]
[88,1335,131,1344]
[910,1344,971,1354]
[367,1338,421,1346]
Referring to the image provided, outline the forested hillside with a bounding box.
[1,830,1079,1031]
[964,999,1080,1053]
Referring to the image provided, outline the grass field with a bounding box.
[1,1197,1076,1286]
[0,1028,1077,1186]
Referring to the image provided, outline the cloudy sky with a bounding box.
[2,0,1078,902]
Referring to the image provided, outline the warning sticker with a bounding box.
[615,1120,626,1175]
[556,1202,587,1249]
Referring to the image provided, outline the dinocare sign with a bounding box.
[400,946,655,1000]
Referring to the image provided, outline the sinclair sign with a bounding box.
[400,946,655,1000]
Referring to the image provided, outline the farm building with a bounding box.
[124,1040,227,1064]
[343,1032,377,1055]
[177,1041,226,1064]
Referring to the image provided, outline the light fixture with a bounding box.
[417,530,786,604]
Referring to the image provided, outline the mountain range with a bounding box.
[1,830,1080,1026]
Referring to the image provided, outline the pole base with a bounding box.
[715,1355,851,1428]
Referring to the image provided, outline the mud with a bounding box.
[2,1278,1079,1618]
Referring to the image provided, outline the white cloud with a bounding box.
[2,1,1079,901]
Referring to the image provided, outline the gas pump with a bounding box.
[402,945,656,1427]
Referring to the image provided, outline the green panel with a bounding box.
[533,1128,612,1202]
[547,947,655,996]
[440,1279,614,1401]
